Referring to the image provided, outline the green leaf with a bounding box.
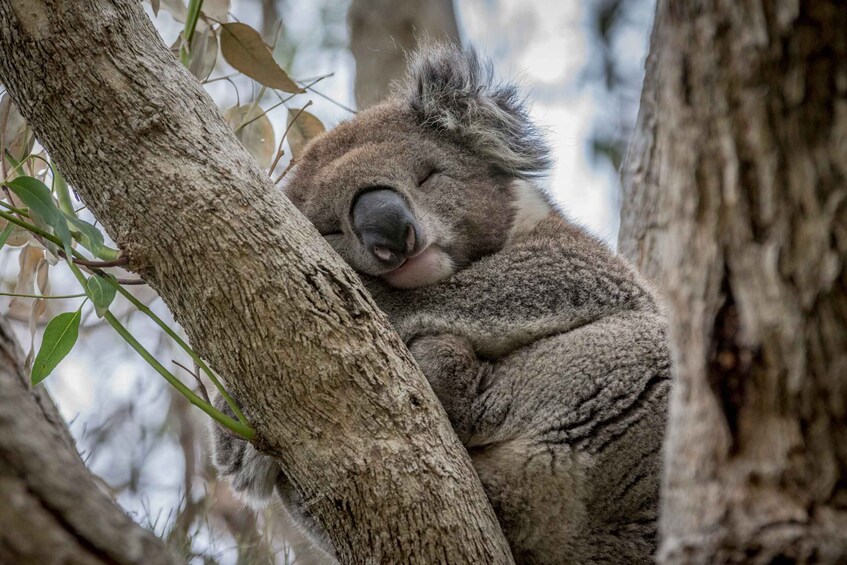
[219,23,303,93]
[86,274,116,318]
[6,176,72,255]
[31,309,81,385]
[64,213,104,257]
[0,223,14,248]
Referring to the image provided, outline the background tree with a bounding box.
[620,1,847,562]
[0,315,176,563]
[348,0,460,108]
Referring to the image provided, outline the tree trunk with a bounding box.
[620,1,847,562]
[0,1,513,563]
[0,315,178,564]
[348,0,460,109]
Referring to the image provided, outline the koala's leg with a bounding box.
[408,334,491,442]
[210,393,280,505]
[210,394,338,562]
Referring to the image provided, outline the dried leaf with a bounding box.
[150,0,161,16]
[31,309,81,386]
[31,258,50,330]
[219,23,302,93]
[224,105,275,169]
[158,0,187,21]
[188,26,219,81]
[286,108,326,160]
[0,220,30,247]
[9,245,43,319]
[201,0,229,22]
[0,94,34,173]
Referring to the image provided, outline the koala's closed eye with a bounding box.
[416,169,439,188]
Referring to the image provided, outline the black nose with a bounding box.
[352,188,417,267]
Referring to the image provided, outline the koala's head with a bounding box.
[284,44,553,289]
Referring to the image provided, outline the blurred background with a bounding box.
[1,0,654,562]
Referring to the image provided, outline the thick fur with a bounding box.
[212,45,670,564]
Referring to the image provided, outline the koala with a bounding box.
[213,45,670,564]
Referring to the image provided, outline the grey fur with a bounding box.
[405,45,552,179]
[211,44,669,564]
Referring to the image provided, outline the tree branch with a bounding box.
[0,1,513,562]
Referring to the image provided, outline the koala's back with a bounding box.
[469,311,668,564]
[373,215,670,564]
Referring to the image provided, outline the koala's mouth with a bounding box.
[381,245,455,289]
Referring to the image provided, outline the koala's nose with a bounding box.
[352,188,417,266]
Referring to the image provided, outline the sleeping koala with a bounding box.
[213,45,670,564]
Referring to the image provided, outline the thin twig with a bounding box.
[269,101,312,174]
[304,85,356,114]
[274,159,297,185]
[70,255,129,268]
[173,359,210,405]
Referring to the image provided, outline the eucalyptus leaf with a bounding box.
[219,23,302,93]
[86,274,116,318]
[188,26,219,81]
[31,309,81,385]
[201,0,229,21]
[286,108,326,160]
[6,176,73,255]
[0,94,34,174]
[0,223,14,248]
[64,213,105,257]
[224,105,275,168]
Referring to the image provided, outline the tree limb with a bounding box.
[0,1,513,562]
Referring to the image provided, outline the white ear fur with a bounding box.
[507,179,552,242]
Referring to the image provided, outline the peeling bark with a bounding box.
[0,1,512,563]
[620,1,847,562]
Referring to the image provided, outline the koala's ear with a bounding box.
[404,44,551,178]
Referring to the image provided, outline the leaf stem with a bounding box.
[66,262,253,439]
[0,291,87,300]
[108,280,248,426]
[105,308,253,439]
[181,0,205,67]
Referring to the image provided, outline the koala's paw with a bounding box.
[409,334,483,440]
[210,395,280,507]
[409,334,477,383]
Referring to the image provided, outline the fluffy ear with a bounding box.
[403,44,551,178]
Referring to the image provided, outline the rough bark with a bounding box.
[348,0,460,109]
[620,1,847,563]
[0,1,513,563]
[0,315,178,564]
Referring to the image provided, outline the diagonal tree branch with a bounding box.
[0,1,513,563]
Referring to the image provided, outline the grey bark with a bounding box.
[0,1,513,564]
[348,0,460,109]
[0,315,178,564]
[620,1,847,563]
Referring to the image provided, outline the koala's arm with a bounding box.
[408,334,489,443]
[372,220,659,359]
[411,312,669,563]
